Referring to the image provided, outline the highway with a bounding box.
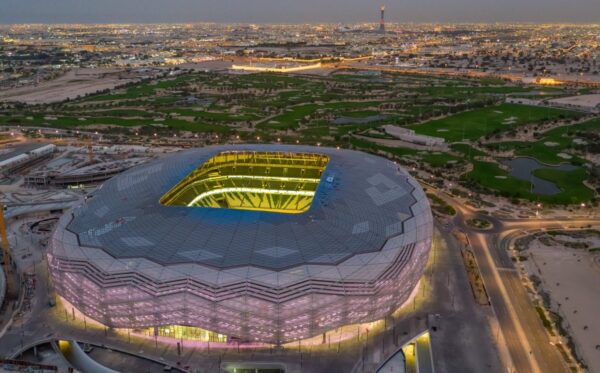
[431,186,600,373]
[1,168,597,373]
[0,184,508,373]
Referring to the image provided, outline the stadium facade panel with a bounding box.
[48,145,433,343]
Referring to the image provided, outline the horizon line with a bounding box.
[1,21,599,27]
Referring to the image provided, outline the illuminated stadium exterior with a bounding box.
[48,145,433,344]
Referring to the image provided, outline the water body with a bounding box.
[332,114,387,125]
[501,157,578,195]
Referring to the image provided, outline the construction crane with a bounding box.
[86,137,95,164]
[0,203,10,275]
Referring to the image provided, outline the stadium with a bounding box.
[48,145,433,344]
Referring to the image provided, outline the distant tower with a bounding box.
[379,5,385,33]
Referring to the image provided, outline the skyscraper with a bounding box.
[379,5,385,33]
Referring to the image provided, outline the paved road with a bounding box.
[429,185,600,373]
[0,214,504,373]
[469,233,538,373]
[2,178,598,373]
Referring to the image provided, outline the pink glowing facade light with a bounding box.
[47,146,433,344]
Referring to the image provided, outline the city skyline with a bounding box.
[2,0,600,24]
[0,2,599,372]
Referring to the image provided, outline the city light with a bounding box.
[1,7,598,373]
[161,151,329,213]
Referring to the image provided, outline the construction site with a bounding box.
[0,129,158,303]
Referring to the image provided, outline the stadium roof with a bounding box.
[0,142,50,163]
[67,145,425,270]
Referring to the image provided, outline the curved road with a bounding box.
[1,175,597,373]
[430,185,599,373]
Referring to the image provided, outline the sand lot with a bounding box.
[524,233,600,372]
[0,68,146,104]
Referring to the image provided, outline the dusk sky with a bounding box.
[1,0,599,24]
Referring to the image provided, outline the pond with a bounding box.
[501,157,578,195]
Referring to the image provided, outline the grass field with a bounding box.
[257,104,320,129]
[414,85,549,98]
[2,69,594,205]
[413,104,581,142]
[484,119,600,165]
[1,114,230,134]
[257,101,389,130]
[300,126,330,138]
[466,160,593,204]
[350,137,461,168]
[161,108,258,122]
[450,143,488,159]
[534,168,595,203]
[338,110,381,118]
[86,74,199,101]
[347,135,595,204]
[73,109,155,117]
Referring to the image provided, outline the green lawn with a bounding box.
[413,104,581,142]
[466,160,594,204]
[23,115,151,127]
[349,137,460,168]
[413,86,558,100]
[258,104,319,129]
[73,109,155,117]
[257,101,387,130]
[163,119,231,134]
[484,119,600,165]
[300,126,331,139]
[161,108,258,122]
[467,160,531,194]
[0,114,230,134]
[534,168,595,204]
[450,144,488,159]
[336,110,381,118]
[224,73,314,89]
[485,141,571,165]
[518,119,600,164]
[85,74,197,101]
